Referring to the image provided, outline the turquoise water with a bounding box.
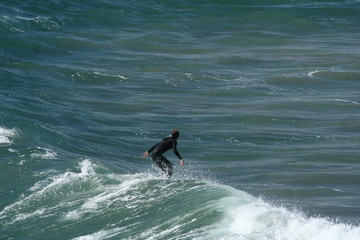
[1,1,360,239]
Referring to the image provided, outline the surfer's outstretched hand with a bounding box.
[180,159,184,166]
[143,151,149,158]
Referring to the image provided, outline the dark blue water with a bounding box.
[1,1,360,239]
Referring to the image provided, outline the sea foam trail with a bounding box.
[1,159,359,240]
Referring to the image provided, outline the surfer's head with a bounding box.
[171,129,180,139]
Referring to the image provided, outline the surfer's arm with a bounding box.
[147,143,158,153]
[143,143,158,158]
[172,141,183,160]
[174,149,182,160]
[172,142,184,166]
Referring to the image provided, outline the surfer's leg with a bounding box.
[153,155,173,177]
[162,158,173,178]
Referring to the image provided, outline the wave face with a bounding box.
[1,160,359,240]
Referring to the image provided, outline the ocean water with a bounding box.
[1,0,360,239]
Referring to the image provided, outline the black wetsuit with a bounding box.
[147,136,182,177]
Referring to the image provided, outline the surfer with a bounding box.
[143,129,184,177]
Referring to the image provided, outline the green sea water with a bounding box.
[1,0,360,239]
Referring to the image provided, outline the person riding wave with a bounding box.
[143,130,184,177]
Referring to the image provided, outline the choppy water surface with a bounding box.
[1,1,360,239]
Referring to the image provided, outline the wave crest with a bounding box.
[1,159,359,240]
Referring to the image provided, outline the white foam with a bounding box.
[9,208,47,224]
[0,159,96,224]
[8,148,17,153]
[328,98,360,106]
[63,173,154,221]
[93,71,128,80]
[141,224,181,240]
[307,70,321,77]
[211,189,360,240]
[72,227,126,240]
[31,147,58,159]
[30,159,95,192]
[0,126,18,144]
